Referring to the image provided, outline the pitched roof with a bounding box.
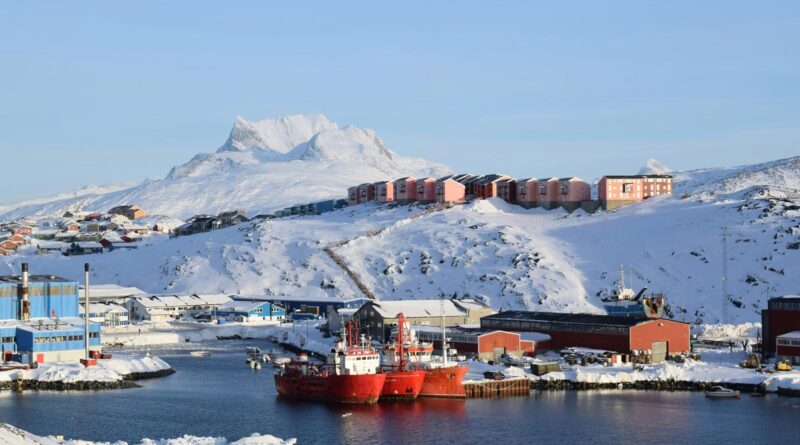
[482,310,685,327]
[367,298,490,319]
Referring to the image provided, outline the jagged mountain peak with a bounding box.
[218,114,338,154]
[638,158,672,175]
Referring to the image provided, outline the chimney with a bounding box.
[20,263,30,321]
[84,263,90,360]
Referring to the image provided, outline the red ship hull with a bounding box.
[419,365,468,398]
[275,372,386,404]
[380,370,427,401]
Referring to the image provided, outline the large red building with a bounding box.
[480,311,690,362]
[761,295,800,358]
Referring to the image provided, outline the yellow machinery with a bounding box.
[775,359,793,372]
[739,354,761,369]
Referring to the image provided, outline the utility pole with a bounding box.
[721,227,728,325]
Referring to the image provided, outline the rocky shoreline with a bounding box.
[0,368,175,392]
[532,379,767,394]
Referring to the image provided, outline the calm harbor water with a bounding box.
[0,340,798,444]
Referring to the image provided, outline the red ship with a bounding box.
[381,313,426,401]
[383,310,467,399]
[274,320,386,404]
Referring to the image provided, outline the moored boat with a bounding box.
[705,386,740,399]
[381,313,426,401]
[274,321,386,404]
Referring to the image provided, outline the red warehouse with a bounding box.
[480,311,690,362]
[414,325,552,360]
[761,295,800,358]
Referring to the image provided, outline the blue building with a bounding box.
[0,266,102,363]
[216,299,286,322]
[233,295,370,317]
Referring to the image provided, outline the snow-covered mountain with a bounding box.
[0,114,450,220]
[5,155,799,325]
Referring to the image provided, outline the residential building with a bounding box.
[557,177,591,212]
[374,181,395,203]
[598,174,673,210]
[415,178,436,203]
[357,183,375,203]
[108,204,147,220]
[393,177,417,203]
[175,215,216,236]
[347,186,359,206]
[212,210,250,229]
[435,177,466,204]
[496,178,517,203]
[474,174,510,199]
[536,178,560,210]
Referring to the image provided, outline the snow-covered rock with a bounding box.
[638,158,672,175]
[0,423,295,445]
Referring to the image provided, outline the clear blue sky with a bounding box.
[1,1,798,204]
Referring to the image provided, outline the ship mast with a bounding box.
[397,313,406,371]
[441,297,448,366]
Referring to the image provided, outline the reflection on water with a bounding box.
[0,341,796,445]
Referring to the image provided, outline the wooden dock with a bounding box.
[463,378,531,398]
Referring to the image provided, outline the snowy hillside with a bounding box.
[0,114,450,220]
[5,160,799,325]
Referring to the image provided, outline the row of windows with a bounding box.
[485,319,628,336]
[777,339,800,346]
[1,336,15,343]
[770,302,800,311]
[34,335,84,344]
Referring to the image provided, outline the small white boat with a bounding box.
[190,351,212,357]
[245,347,261,354]
[705,386,740,399]
[272,357,291,367]
[261,354,271,363]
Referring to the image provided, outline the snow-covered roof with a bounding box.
[218,299,268,313]
[370,299,485,319]
[777,331,800,340]
[132,294,232,308]
[519,332,552,342]
[80,284,146,299]
[80,303,128,314]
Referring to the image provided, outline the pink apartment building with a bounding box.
[347,186,359,206]
[393,177,417,202]
[435,177,466,203]
[557,177,591,211]
[598,174,673,210]
[516,178,538,208]
[374,181,395,203]
[536,178,560,209]
[357,183,375,203]
[416,178,436,202]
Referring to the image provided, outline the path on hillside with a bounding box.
[323,202,455,300]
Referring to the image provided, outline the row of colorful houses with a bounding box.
[348,173,673,211]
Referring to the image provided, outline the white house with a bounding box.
[80,303,130,327]
[125,294,232,322]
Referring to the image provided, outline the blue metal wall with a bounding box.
[0,326,17,352]
[15,323,101,352]
[12,281,79,319]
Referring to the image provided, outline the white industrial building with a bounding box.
[125,294,232,322]
[80,303,130,327]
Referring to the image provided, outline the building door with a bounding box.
[493,347,505,361]
[651,342,667,363]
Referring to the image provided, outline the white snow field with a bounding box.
[0,423,295,445]
[0,114,449,220]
